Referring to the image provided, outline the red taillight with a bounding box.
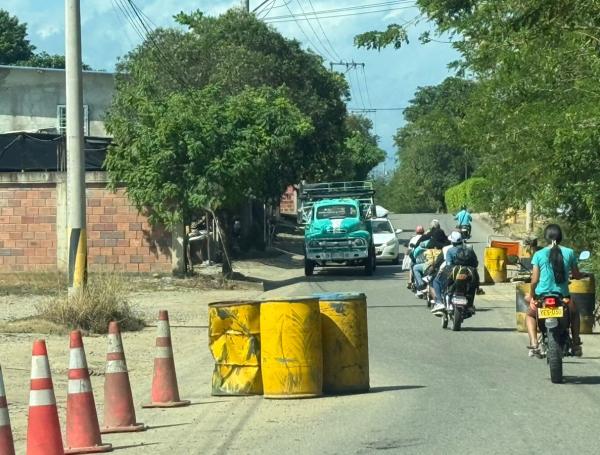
[544,297,557,307]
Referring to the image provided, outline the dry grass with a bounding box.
[0,272,67,296]
[35,274,145,334]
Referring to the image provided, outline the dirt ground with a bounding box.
[0,254,301,454]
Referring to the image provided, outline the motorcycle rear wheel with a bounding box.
[451,306,462,331]
[441,313,448,329]
[546,330,563,383]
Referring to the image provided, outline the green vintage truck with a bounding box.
[299,181,376,276]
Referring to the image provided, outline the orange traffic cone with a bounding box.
[0,364,15,455]
[65,330,112,454]
[143,310,190,408]
[26,339,64,455]
[101,321,145,433]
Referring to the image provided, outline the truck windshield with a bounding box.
[316,204,357,219]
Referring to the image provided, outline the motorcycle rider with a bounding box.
[526,224,585,357]
[404,225,425,283]
[455,205,472,238]
[430,231,479,314]
[413,220,448,296]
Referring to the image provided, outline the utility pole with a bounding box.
[65,0,87,292]
[525,200,533,234]
[242,0,250,12]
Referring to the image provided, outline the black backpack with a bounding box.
[453,245,478,267]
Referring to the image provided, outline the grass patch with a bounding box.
[35,274,145,334]
[0,317,67,335]
[0,272,67,296]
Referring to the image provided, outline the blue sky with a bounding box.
[2,0,458,173]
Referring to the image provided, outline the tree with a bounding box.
[340,115,386,180]
[106,9,353,274]
[0,9,34,64]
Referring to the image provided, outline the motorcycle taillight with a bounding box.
[544,297,557,307]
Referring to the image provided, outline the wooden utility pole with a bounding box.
[65,0,87,292]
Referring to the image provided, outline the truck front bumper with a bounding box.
[306,249,369,261]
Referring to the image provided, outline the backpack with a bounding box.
[453,245,477,267]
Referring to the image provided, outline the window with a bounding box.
[371,220,393,234]
[57,105,89,136]
[316,204,357,220]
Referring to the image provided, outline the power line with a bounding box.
[360,66,373,109]
[349,107,407,112]
[265,5,417,23]
[305,0,341,61]
[281,0,329,56]
[294,0,336,60]
[265,1,415,21]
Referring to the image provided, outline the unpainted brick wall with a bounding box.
[0,186,57,272]
[0,184,171,273]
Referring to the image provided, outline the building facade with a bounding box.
[0,65,114,136]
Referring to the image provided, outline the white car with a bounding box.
[370,218,402,264]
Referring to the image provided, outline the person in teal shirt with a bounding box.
[454,206,472,227]
[526,224,585,358]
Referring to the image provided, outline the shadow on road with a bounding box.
[369,305,427,309]
[460,327,516,332]
[564,376,600,385]
[369,385,426,393]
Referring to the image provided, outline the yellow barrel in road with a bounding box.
[569,275,596,334]
[515,282,530,333]
[260,297,322,399]
[209,300,263,396]
[317,293,369,394]
[484,247,507,284]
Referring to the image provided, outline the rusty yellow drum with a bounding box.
[260,297,322,399]
[515,282,530,333]
[484,247,507,284]
[317,293,369,394]
[569,276,596,335]
[209,300,262,396]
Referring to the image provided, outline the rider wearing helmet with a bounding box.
[526,224,585,357]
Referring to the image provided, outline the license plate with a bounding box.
[452,296,468,306]
[538,307,564,319]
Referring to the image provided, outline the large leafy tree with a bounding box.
[340,115,386,180]
[106,9,358,272]
[0,9,34,64]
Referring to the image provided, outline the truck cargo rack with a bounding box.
[298,181,375,224]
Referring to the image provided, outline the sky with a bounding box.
[2,0,459,174]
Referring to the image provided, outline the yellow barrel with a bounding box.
[208,300,262,396]
[515,282,530,333]
[317,293,369,394]
[569,275,596,335]
[260,297,322,399]
[484,247,507,283]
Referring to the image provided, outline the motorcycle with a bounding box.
[535,250,591,383]
[441,265,478,331]
[458,224,471,240]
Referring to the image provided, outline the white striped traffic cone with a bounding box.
[0,363,15,455]
[143,310,190,408]
[65,330,112,454]
[26,339,64,455]
[101,321,145,433]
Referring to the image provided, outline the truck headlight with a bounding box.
[352,238,366,247]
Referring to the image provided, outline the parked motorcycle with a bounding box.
[441,265,478,331]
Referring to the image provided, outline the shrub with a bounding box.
[445,177,492,213]
[35,274,145,334]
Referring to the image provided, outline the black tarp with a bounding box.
[0,132,109,172]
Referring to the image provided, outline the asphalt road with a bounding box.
[109,213,600,455]
[206,213,600,455]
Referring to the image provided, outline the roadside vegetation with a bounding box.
[358,1,600,268]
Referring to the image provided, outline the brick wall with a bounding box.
[0,185,57,272]
[0,174,173,273]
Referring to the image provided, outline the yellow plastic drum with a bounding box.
[209,300,262,396]
[484,247,507,284]
[569,275,596,335]
[515,282,530,333]
[260,297,323,399]
[317,293,369,394]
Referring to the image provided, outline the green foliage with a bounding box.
[355,24,409,51]
[444,177,491,213]
[381,77,476,213]
[341,115,386,180]
[106,85,312,228]
[0,9,34,64]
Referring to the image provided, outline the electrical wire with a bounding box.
[305,0,341,61]
[265,5,417,23]
[360,66,373,109]
[265,1,415,21]
[282,0,330,56]
[294,0,336,60]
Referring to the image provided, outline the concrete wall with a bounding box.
[0,171,177,273]
[0,65,114,137]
